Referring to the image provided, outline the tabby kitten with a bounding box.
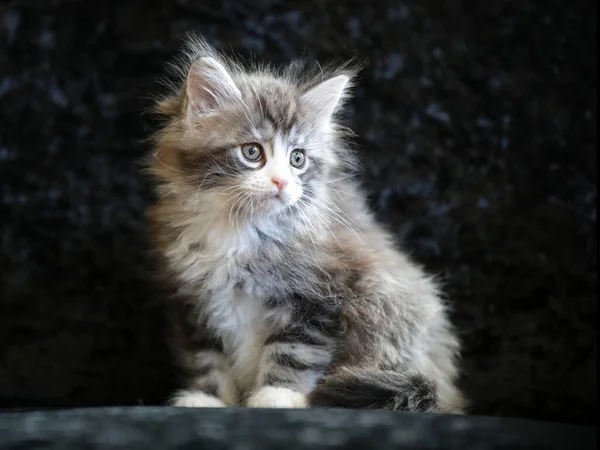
[147,35,465,412]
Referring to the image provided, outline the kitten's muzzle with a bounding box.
[271,178,288,192]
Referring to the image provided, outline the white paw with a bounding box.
[246,387,308,409]
[170,390,227,408]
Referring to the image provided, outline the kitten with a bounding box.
[147,34,466,412]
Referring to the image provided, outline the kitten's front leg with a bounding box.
[169,302,238,408]
[247,322,334,409]
[170,349,237,408]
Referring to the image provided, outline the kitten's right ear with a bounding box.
[185,57,241,117]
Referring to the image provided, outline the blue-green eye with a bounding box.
[241,142,263,161]
[290,149,306,168]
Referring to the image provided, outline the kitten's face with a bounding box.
[157,55,351,224]
[226,135,309,214]
[178,85,321,217]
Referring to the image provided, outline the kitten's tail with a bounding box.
[308,369,447,413]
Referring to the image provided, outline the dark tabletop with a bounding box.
[0,407,597,450]
[0,0,596,425]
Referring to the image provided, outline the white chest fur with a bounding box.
[167,219,277,393]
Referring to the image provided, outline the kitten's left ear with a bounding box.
[301,75,350,122]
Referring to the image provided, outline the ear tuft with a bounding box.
[186,57,241,116]
[300,74,350,122]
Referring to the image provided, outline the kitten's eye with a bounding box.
[241,143,263,162]
[290,149,306,168]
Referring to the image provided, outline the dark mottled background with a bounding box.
[0,0,596,425]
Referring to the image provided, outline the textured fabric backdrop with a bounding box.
[0,0,596,424]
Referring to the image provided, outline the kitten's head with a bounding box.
[150,35,358,226]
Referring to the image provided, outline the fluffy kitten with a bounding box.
[147,35,465,413]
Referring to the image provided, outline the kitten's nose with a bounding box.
[271,178,288,192]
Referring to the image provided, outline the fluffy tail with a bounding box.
[308,369,441,412]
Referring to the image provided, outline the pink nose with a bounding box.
[272,178,288,191]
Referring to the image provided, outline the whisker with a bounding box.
[300,194,364,244]
[322,174,355,185]
[296,197,343,249]
[152,152,185,174]
[328,187,364,199]
[216,191,245,217]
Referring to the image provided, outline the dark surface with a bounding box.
[0,407,596,450]
[0,0,596,425]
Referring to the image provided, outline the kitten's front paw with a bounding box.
[246,387,307,409]
[170,390,227,408]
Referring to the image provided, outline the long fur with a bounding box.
[146,33,466,413]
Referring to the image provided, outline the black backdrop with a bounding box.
[0,0,596,425]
